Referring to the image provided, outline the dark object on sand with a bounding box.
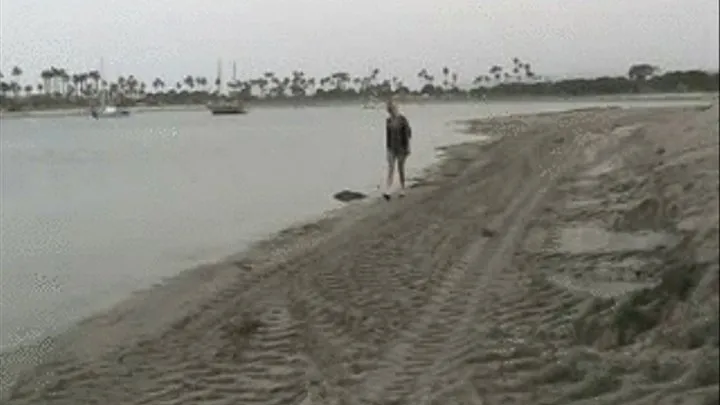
[481,228,496,237]
[334,190,367,202]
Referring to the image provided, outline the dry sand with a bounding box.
[2,104,718,404]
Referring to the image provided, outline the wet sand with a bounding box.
[3,104,718,404]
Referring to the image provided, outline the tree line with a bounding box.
[0,60,717,110]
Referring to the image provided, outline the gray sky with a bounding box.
[1,0,718,87]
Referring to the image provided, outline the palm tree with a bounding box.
[328,72,350,91]
[269,75,282,97]
[279,76,291,97]
[509,57,525,81]
[417,68,438,93]
[11,66,22,80]
[45,67,56,94]
[152,78,165,93]
[40,69,53,95]
[306,77,316,95]
[628,64,658,81]
[0,81,10,99]
[72,74,83,96]
[126,75,139,97]
[318,76,330,92]
[290,71,306,97]
[117,76,127,95]
[196,77,208,91]
[10,66,22,98]
[88,71,101,94]
[183,75,195,91]
[257,77,269,97]
[56,69,70,96]
[442,66,450,90]
[376,78,392,96]
[489,65,503,82]
[51,69,61,94]
[263,72,275,92]
[391,76,400,92]
[522,63,535,80]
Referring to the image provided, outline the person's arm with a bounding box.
[386,118,392,149]
[403,116,412,140]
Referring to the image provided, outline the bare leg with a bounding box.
[397,154,407,193]
[385,150,396,199]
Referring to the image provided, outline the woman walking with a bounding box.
[383,100,412,200]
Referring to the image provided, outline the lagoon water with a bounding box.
[0,98,709,352]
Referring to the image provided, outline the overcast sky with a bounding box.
[1,0,718,87]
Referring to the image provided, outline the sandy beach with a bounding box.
[3,104,718,404]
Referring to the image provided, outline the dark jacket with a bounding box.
[386,114,412,154]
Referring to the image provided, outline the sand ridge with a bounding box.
[2,104,718,404]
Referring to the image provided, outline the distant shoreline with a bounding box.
[1,91,717,120]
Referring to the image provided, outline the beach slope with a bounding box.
[4,104,718,404]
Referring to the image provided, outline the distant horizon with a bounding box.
[2,0,717,88]
[1,62,718,89]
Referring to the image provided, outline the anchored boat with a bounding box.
[91,101,130,119]
[90,58,130,119]
[207,100,247,115]
[208,59,248,116]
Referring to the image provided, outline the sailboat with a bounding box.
[91,89,130,119]
[207,59,247,115]
[90,58,130,119]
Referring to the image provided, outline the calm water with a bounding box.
[0,99,708,351]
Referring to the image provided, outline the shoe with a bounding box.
[382,193,391,201]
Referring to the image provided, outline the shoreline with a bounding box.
[0,91,717,120]
[0,114,489,396]
[2,103,718,403]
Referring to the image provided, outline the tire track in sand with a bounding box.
[349,124,584,404]
[282,162,506,402]
[410,112,680,405]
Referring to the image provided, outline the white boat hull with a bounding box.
[91,106,130,119]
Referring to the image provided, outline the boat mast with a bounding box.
[99,57,107,108]
[216,59,223,95]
